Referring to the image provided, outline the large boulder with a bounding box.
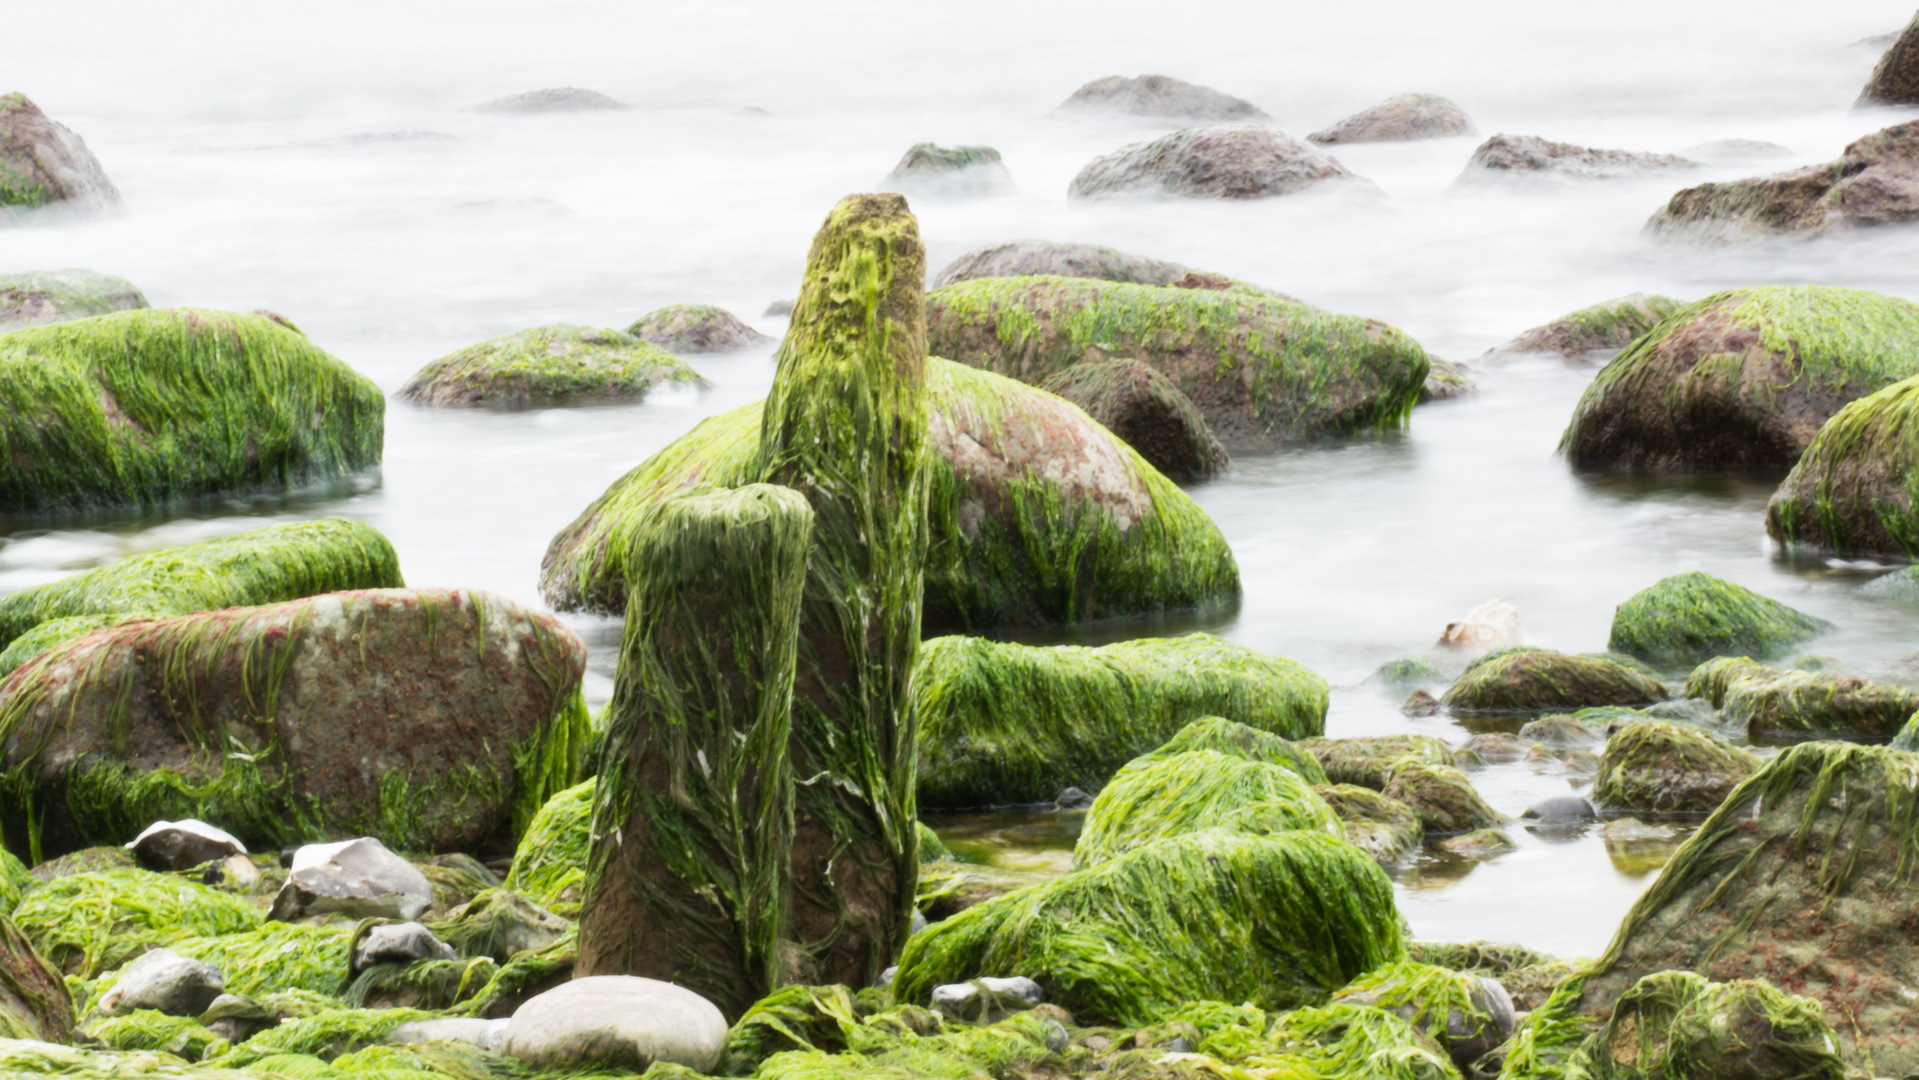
[0,270,145,329]
[914,633,1327,808]
[538,357,1240,634]
[1592,719,1758,813]
[931,240,1201,290]
[1071,749,1341,867]
[397,324,707,409]
[1647,123,1919,241]
[1860,15,1919,106]
[1054,74,1267,121]
[1768,373,1919,558]
[1307,93,1475,144]
[1558,286,1919,474]
[1069,126,1361,200]
[477,87,625,112]
[1457,134,1693,182]
[925,276,1430,450]
[1485,293,1685,359]
[881,143,1016,199]
[0,308,384,513]
[893,829,1403,1026]
[625,304,772,354]
[1685,656,1919,741]
[500,975,726,1072]
[1440,649,1667,713]
[0,93,120,221]
[0,587,590,859]
[1037,357,1229,480]
[1607,571,1829,669]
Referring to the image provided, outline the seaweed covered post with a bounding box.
[576,484,814,1019]
[754,193,931,986]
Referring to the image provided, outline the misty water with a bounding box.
[6,0,1919,960]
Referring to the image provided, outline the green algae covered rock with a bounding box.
[13,869,260,977]
[0,270,146,330]
[1607,571,1828,669]
[0,308,384,514]
[504,778,595,916]
[1072,749,1341,867]
[168,922,351,999]
[1592,719,1757,813]
[1646,123,1919,243]
[538,357,1240,635]
[1316,784,1423,863]
[1768,372,1919,559]
[1302,734,1455,789]
[914,633,1327,808]
[1684,656,1919,741]
[1381,761,1503,835]
[893,828,1403,1026]
[931,239,1213,290]
[1146,715,1328,783]
[627,303,773,355]
[1441,649,1667,713]
[1333,959,1514,1071]
[1567,970,1843,1080]
[0,587,590,862]
[0,850,26,915]
[1490,294,1686,358]
[0,94,120,220]
[1560,286,1919,474]
[925,275,1429,450]
[397,323,708,409]
[1037,357,1229,481]
[0,915,71,1043]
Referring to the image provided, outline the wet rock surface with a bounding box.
[625,303,773,354]
[1056,74,1267,121]
[882,143,1017,198]
[0,269,146,329]
[0,93,121,220]
[97,948,225,1017]
[1458,134,1693,182]
[125,820,246,873]
[1487,293,1685,359]
[1308,93,1475,144]
[1070,126,1362,200]
[931,239,1202,289]
[1038,357,1230,480]
[1649,123,1919,241]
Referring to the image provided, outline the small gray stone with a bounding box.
[351,922,459,973]
[390,1017,511,1052]
[1521,796,1597,825]
[1055,787,1095,811]
[501,975,727,1072]
[269,837,433,923]
[1070,125,1362,201]
[127,819,247,872]
[931,976,1045,1022]
[762,299,794,317]
[1308,93,1476,145]
[198,993,277,1044]
[98,948,225,1018]
[1043,1018,1069,1053]
[1457,134,1694,183]
[876,965,899,989]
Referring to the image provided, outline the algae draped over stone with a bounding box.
[1590,719,1756,813]
[1684,656,1919,741]
[1440,650,1667,713]
[1144,715,1328,783]
[1606,571,1828,669]
[397,324,708,409]
[1768,371,1919,559]
[1071,748,1342,867]
[504,779,595,916]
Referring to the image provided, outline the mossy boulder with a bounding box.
[539,358,1240,634]
[1861,16,1919,106]
[882,143,1016,199]
[1315,784,1423,863]
[1301,733,1454,790]
[1767,372,1919,558]
[1592,719,1758,813]
[1441,649,1667,713]
[1607,571,1829,669]
[0,94,120,219]
[914,633,1327,808]
[1458,134,1692,182]
[926,275,1429,450]
[1056,74,1267,121]
[0,308,384,513]
[1489,294,1686,358]
[505,779,595,917]
[1145,715,1327,783]
[625,304,772,354]
[1038,358,1229,481]
[0,915,70,1042]
[1072,749,1341,867]
[1332,960,1514,1071]
[894,829,1403,1026]
[1567,970,1843,1080]
[0,587,590,861]
[0,270,145,330]
[1684,656,1919,741]
[1560,286,1919,474]
[1381,761,1503,835]
[1367,654,1447,693]
[1069,126,1363,201]
[1308,93,1476,145]
[1647,123,1919,241]
[397,324,707,408]
[931,239,1206,290]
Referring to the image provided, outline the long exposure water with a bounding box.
[4,0,1917,960]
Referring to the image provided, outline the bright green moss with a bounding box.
[1143,715,1328,783]
[723,984,866,1075]
[12,869,262,977]
[1498,968,1597,1080]
[86,1010,227,1061]
[1591,719,1756,813]
[221,1006,436,1065]
[915,822,951,863]
[397,324,708,409]
[170,923,353,999]
[915,633,1328,808]
[1072,749,1341,867]
[0,615,115,677]
[504,779,595,917]
[1568,970,1843,1080]
[1441,650,1667,713]
[1685,656,1919,740]
[1769,373,1919,559]
[0,849,27,916]
[1333,960,1491,1044]
[1608,572,1827,669]
[1302,734,1454,790]
[1316,783,1423,862]
[455,928,575,1020]
[0,270,147,328]
[0,308,384,514]
[1381,761,1503,835]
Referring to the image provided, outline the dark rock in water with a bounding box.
[626,304,773,354]
[399,324,708,409]
[1686,657,1919,741]
[1315,784,1422,863]
[1859,14,1919,106]
[931,976,1044,1023]
[1679,138,1795,163]
[1609,571,1827,668]
[1334,960,1516,1071]
[1401,689,1439,716]
[0,93,121,221]
[1520,795,1596,825]
[1070,125,1362,200]
[97,948,225,1017]
[1038,358,1229,481]
[932,239,1200,290]
[1593,719,1755,813]
[351,921,458,973]
[1487,293,1686,359]
[1055,74,1267,121]
[0,915,71,1042]
[1559,286,1919,475]
[1648,123,1919,241]
[1768,374,1919,558]
[500,975,728,1072]
[1055,786,1095,811]
[477,88,625,112]
[127,820,246,872]
[1441,649,1667,713]
[1308,93,1476,144]
[0,269,146,329]
[1381,761,1503,834]
[1458,134,1693,182]
[882,143,1016,198]
[270,837,434,922]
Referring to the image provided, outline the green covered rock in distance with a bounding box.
[577,485,813,1018]
[0,270,146,330]
[0,308,384,513]
[0,588,590,862]
[1441,649,1667,713]
[0,94,120,220]
[1072,748,1341,867]
[537,357,1240,634]
[627,304,773,354]
[1037,357,1229,481]
[1685,656,1919,741]
[1489,293,1686,358]
[1645,123,1919,243]
[1315,784,1423,863]
[914,633,1328,808]
[505,779,594,916]
[1768,373,1919,559]
[1381,761,1503,835]
[1592,719,1757,813]
[925,275,1430,450]
[1301,734,1455,790]
[893,829,1404,1027]
[1147,715,1327,783]
[397,324,708,409]
[1607,571,1828,669]
[1559,286,1919,474]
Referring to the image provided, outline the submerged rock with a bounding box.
[0,269,145,329]
[1487,293,1686,359]
[1768,373,1919,558]
[1592,719,1756,813]
[626,303,773,354]
[915,633,1326,808]
[1860,15,1919,106]
[398,324,708,408]
[1037,357,1229,480]
[1648,123,1919,241]
[1457,134,1693,182]
[1069,125,1361,200]
[0,93,120,221]
[477,87,625,112]
[97,948,225,1018]
[1315,784,1422,863]
[1686,656,1919,741]
[1072,749,1340,867]
[1559,286,1919,474]
[1420,355,1472,402]
[1518,711,1608,746]
[926,275,1430,450]
[1608,571,1829,668]
[1055,74,1267,121]
[1441,649,1667,712]
[930,239,1202,290]
[0,308,384,514]
[882,143,1016,199]
[500,975,727,1072]
[1519,795,1596,825]
[1441,828,1517,857]
[125,820,246,873]
[1678,138,1796,163]
[1308,93,1475,144]
[1334,960,1515,1070]
[270,838,434,922]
